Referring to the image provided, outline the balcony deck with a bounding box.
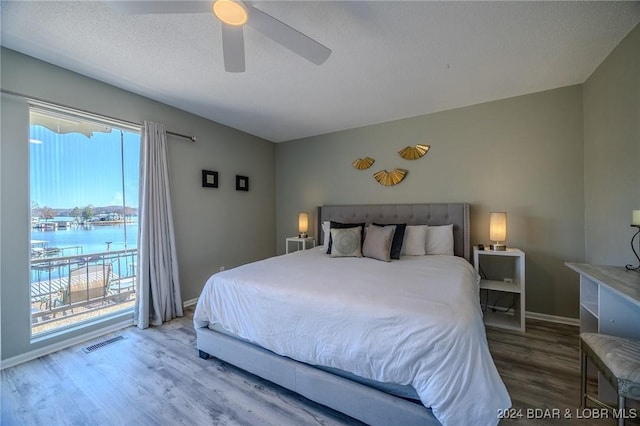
[31,273,135,301]
[30,249,137,335]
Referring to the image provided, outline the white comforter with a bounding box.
[194,248,510,425]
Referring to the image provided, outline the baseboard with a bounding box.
[1,318,133,370]
[183,297,198,308]
[526,311,579,326]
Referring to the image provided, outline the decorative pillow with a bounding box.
[426,224,454,255]
[401,225,428,256]
[330,227,363,258]
[363,224,396,262]
[326,221,365,254]
[373,223,406,259]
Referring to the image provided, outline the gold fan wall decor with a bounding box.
[398,144,430,160]
[352,157,375,170]
[373,169,407,186]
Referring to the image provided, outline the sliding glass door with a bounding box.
[29,103,140,337]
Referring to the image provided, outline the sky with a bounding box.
[29,124,140,210]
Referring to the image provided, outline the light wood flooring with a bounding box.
[2,308,638,425]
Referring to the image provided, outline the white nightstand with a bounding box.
[473,246,526,332]
[286,236,316,254]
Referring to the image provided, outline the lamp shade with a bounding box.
[633,210,640,226]
[490,212,507,242]
[298,212,309,235]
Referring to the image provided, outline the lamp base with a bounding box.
[625,225,640,271]
[490,243,506,251]
[299,233,308,239]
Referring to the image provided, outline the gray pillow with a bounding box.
[373,223,406,259]
[330,227,363,258]
[362,224,396,262]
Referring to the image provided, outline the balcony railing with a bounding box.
[31,249,137,335]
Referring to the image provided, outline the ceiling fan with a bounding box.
[108,0,332,72]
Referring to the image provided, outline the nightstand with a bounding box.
[286,236,315,254]
[473,246,526,332]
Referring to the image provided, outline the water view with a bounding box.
[30,220,139,336]
[30,219,138,281]
[31,220,138,257]
[29,104,141,336]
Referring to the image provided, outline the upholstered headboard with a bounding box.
[316,203,471,262]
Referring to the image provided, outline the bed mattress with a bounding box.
[194,247,510,425]
[207,321,422,401]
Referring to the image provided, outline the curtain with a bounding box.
[135,121,183,328]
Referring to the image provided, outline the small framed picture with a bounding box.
[236,175,249,191]
[202,170,218,188]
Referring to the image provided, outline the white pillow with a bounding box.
[322,221,330,247]
[427,224,454,255]
[401,225,428,256]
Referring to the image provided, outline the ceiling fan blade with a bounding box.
[246,5,331,65]
[106,1,212,14]
[221,25,245,72]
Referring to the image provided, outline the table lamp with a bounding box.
[490,212,507,251]
[298,212,308,238]
[626,210,640,271]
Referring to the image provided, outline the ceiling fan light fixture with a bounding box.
[213,0,248,26]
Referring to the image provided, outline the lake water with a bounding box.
[31,221,138,256]
[30,221,138,284]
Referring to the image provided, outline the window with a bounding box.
[29,103,140,337]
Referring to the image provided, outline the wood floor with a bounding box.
[2,308,638,425]
[487,322,638,426]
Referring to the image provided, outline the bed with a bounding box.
[194,203,510,426]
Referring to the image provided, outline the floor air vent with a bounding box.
[83,335,126,353]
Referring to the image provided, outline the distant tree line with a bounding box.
[31,203,137,222]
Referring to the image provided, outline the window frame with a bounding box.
[28,101,141,339]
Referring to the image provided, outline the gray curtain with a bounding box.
[135,121,183,328]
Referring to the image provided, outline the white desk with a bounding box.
[566,262,640,403]
[285,237,315,254]
[566,263,640,338]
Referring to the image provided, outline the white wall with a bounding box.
[1,48,276,361]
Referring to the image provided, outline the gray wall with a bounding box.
[2,20,638,362]
[1,48,276,361]
[275,22,640,320]
[584,24,640,265]
[276,86,586,319]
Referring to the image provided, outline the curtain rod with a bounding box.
[0,88,197,142]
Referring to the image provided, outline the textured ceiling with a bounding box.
[1,1,639,142]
